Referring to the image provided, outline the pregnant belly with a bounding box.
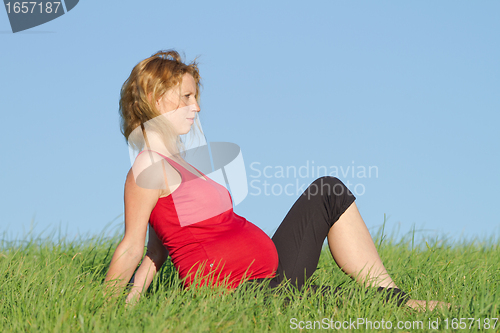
[177,222,278,288]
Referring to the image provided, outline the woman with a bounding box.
[105,50,441,311]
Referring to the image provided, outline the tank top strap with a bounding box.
[164,155,209,181]
[138,149,197,180]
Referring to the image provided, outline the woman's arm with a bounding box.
[125,225,169,305]
[104,163,164,296]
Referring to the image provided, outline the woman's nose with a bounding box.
[192,101,200,112]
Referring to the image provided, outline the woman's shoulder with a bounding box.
[129,151,171,190]
[129,150,182,192]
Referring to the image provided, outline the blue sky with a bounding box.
[1,1,499,243]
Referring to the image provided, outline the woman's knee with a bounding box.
[306,176,353,199]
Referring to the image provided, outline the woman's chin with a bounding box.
[179,126,194,135]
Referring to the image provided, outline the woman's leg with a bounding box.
[270,176,447,310]
[271,176,354,287]
[327,201,397,288]
[271,176,397,290]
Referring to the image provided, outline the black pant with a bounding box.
[269,176,356,289]
[254,176,409,307]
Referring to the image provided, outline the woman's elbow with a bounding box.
[145,247,168,266]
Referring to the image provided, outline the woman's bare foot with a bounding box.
[406,299,451,312]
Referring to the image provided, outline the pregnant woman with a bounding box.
[105,50,442,311]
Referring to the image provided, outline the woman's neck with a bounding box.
[144,131,181,159]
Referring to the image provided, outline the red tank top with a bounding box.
[146,151,278,288]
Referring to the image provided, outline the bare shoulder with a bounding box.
[128,151,181,194]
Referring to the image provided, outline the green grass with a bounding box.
[1,227,499,332]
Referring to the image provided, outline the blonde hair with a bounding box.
[119,50,202,155]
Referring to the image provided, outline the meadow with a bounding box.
[0,225,499,333]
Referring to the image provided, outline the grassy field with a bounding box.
[0,227,499,333]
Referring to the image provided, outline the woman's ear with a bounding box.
[149,92,163,112]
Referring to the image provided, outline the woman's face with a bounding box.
[156,73,200,135]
